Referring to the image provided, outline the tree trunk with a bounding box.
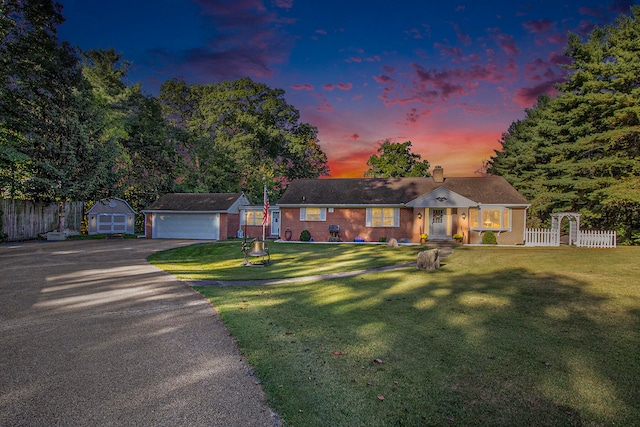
[58,201,66,233]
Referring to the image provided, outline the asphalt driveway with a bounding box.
[0,239,276,426]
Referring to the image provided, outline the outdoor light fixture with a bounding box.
[417,212,422,219]
[461,213,467,220]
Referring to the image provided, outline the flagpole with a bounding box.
[262,184,268,242]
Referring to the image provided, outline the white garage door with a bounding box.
[153,213,220,239]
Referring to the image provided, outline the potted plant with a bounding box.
[453,233,463,243]
[420,233,428,243]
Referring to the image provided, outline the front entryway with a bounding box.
[430,208,448,239]
[270,211,281,237]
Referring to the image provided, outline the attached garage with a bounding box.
[142,193,250,240]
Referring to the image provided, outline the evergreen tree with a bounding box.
[489,6,640,242]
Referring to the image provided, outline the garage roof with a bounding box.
[143,193,247,212]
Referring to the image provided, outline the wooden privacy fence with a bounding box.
[1,199,83,242]
[525,228,617,248]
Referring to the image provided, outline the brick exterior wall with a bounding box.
[281,207,417,242]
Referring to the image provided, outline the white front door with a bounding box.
[270,211,280,237]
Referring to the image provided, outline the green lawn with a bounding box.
[148,240,425,281]
[152,243,640,426]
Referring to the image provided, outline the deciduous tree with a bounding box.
[365,140,431,178]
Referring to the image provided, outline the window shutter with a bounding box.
[393,208,399,227]
[320,208,326,221]
[300,208,306,221]
[366,208,372,227]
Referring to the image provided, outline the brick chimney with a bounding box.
[433,165,444,183]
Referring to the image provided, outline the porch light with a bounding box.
[417,212,422,219]
[461,213,466,220]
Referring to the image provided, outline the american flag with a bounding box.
[262,185,269,227]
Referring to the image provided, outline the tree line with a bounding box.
[0,0,329,219]
[488,6,640,244]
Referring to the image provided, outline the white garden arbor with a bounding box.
[551,212,581,245]
[525,212,616,248]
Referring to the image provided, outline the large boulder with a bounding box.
[417,248,440,270]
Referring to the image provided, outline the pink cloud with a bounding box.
[434,43,462,58]
[315,29,327,35]
[348,57,362,63]
[523,19,556,33]
[314,94,333,113]
[159,0,294,80]
[452,22,472,46]
[513,80,561,108]
[323,84,334,91]
[336,82,352,90]
[488,28,520,57]
[373,74,395,84]
[342,133,360,140]
[404,108,432,124]
[292,83,314,91]
[273,0,293,8]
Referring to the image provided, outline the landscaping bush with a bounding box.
[482,230,497,244]
[300,229,311,241]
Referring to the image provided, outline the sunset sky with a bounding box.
[58,0,634,177]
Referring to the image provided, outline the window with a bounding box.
[300,207,326,221]
[366,208,399,227]
[469,207,511,230]
[241,210,264,226]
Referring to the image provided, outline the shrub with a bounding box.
[453,233,463,241]
[378,236,387,242]
[482,230,497,245]
[300,229,311,241]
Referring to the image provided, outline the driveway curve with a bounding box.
[0,239,277,427]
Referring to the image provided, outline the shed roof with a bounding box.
[277,176,529,206]
[144,193,246,212]
[86,198,136,214]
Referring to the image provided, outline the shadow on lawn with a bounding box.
[201,264,640,426]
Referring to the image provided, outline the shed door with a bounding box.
[98,214,126,234]
[154,213,220,239]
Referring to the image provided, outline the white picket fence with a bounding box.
[525,228,617,248]
[576,230,617,248]
[525,228,559,246]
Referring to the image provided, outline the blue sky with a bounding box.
[58,0,636,177]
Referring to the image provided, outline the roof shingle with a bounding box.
[277,177,528,206]
[144,193,244,211]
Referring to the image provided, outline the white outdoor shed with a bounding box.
[86,198,136,235]
[142,193,250,240]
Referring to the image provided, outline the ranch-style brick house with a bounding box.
[277,166,530,245]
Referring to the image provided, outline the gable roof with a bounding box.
[277,177,529,206]
[143,193,248,212]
